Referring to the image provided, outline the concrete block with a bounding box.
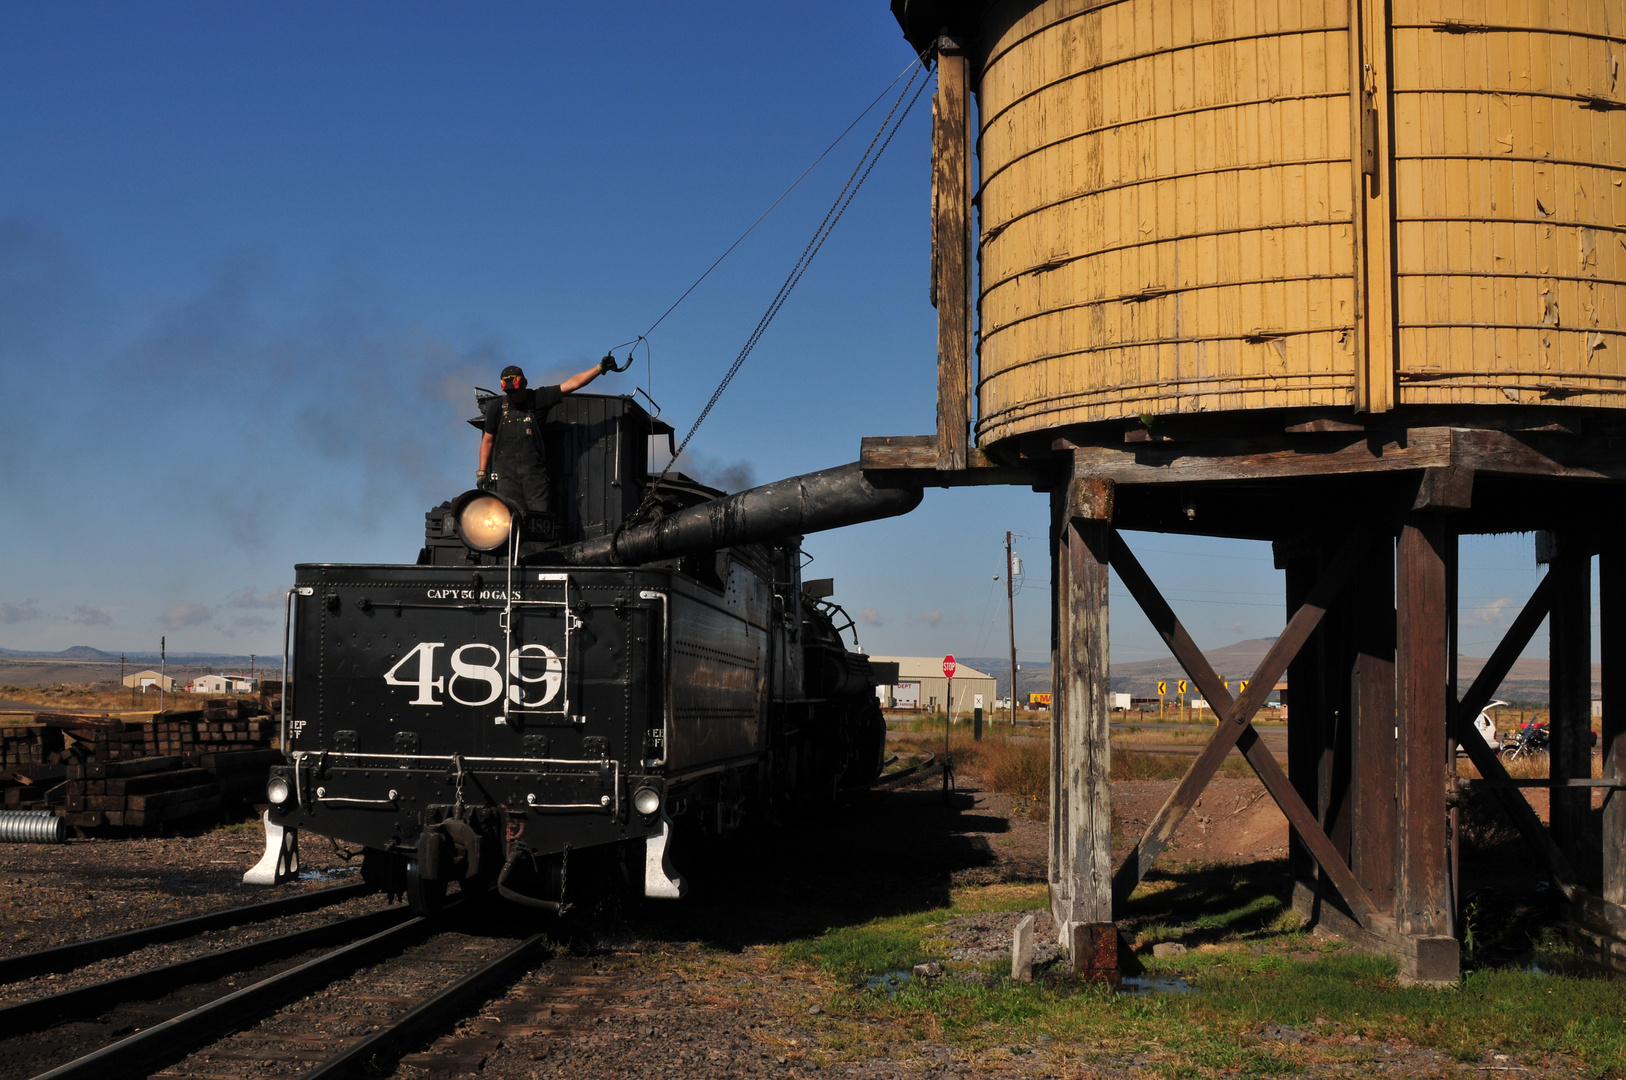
[1012,913,1035,982]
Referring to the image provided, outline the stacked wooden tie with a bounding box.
[60,747,287,830]
[1,715,97,812]
[0,697,285,831]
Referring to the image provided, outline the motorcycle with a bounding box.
[1499,720,1550,760]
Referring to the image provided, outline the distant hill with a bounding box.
[0,646,273,687]
[57,645,116,660]
[0,646,259,663]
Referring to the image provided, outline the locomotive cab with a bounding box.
[263,394,886,914]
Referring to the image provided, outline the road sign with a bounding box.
[1178,679,1188,694]
[942,655,957,679]
[1157,680,1167,695]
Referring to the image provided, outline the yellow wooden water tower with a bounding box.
[868,0,1626,983]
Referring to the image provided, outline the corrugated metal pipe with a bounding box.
[559,462,923,566]
[0,810,68,844]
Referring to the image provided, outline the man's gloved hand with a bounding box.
[598,353,618,375]
[476,470,491,491]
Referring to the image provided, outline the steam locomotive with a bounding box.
[261,393,920,914]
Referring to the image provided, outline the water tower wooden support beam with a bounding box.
[929,37,972,472]
[860,418,1626,981]
[1048,475,1117,976]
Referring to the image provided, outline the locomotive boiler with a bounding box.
[260,392,921,915]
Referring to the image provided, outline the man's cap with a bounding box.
[500,365,524,380]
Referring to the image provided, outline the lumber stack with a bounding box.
[2,765,67,810]
[1,717,83,811]
[62,757,216,828]
[259,679,284,720]
[0,700,284,832]
[141,702,279,757]
[0,722,66,769]
[60,748,285,831]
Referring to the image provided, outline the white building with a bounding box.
[189,674,255,694]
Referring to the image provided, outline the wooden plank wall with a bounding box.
[966,0,1626,446]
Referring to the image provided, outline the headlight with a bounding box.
[633,786,662,816]
[267,776,292,806]
[458,495,513,551]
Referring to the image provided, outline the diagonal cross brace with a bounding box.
[1451,574,1580,901]
[1108,531,1379,925]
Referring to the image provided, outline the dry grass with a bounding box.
[1458,751,1606,780]
[1113,746,1252,780]
[889,728,1257,804]
[0,683,262,717]
[892,730,1050,803]
[974,737,1049,801]
[1114,725,1213,744]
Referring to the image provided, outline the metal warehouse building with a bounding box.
[870,656,997,717]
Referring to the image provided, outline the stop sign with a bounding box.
[942,654,957,679]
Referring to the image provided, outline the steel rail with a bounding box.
[872,752,937,786]
[301,931,548,1080]
[0,881,371,984]
[0,902,409,1034]
[29,913,436,1080]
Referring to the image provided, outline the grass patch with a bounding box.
[776,868,1626,1076]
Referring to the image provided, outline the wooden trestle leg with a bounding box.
[1547,532,1596,885]
[1562,535,1626,973]
[1350,539,1398,917]
[1604,539,1626,911]
[1394,514,1459,983]
[1049,478,1119,976]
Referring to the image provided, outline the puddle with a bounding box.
[297,865,360,881]
[1118,975,1199,996]
[863,970,913,998]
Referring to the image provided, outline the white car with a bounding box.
[1473,700,1510,751]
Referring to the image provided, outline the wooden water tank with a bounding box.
[956,0,1626,446]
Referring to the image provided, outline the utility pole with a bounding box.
[159,636,166,712]
[120,653,126,709]
[1006,531,1018,725]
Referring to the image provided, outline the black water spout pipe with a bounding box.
[558,462,923,566]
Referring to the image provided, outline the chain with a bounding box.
[559,843,572,915]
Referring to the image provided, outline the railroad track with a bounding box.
[0,882,372,984]
[0,889,553,1080]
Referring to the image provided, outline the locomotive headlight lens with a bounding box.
[459,496,513,551]
[633,786,662,817]
[267,776,292,806]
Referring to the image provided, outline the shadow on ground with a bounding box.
[601,783,1008,951]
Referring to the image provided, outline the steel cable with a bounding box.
[626,61,931,528]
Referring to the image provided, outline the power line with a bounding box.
[610,52,929,355]
[623,59,930,532]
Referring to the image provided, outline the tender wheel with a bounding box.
[405,858,447,917]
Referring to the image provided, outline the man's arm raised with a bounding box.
[560,353,620,394]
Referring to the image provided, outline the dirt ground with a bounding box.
[0,753,1591,1079]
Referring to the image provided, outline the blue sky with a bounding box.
[0,2,1566,669]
